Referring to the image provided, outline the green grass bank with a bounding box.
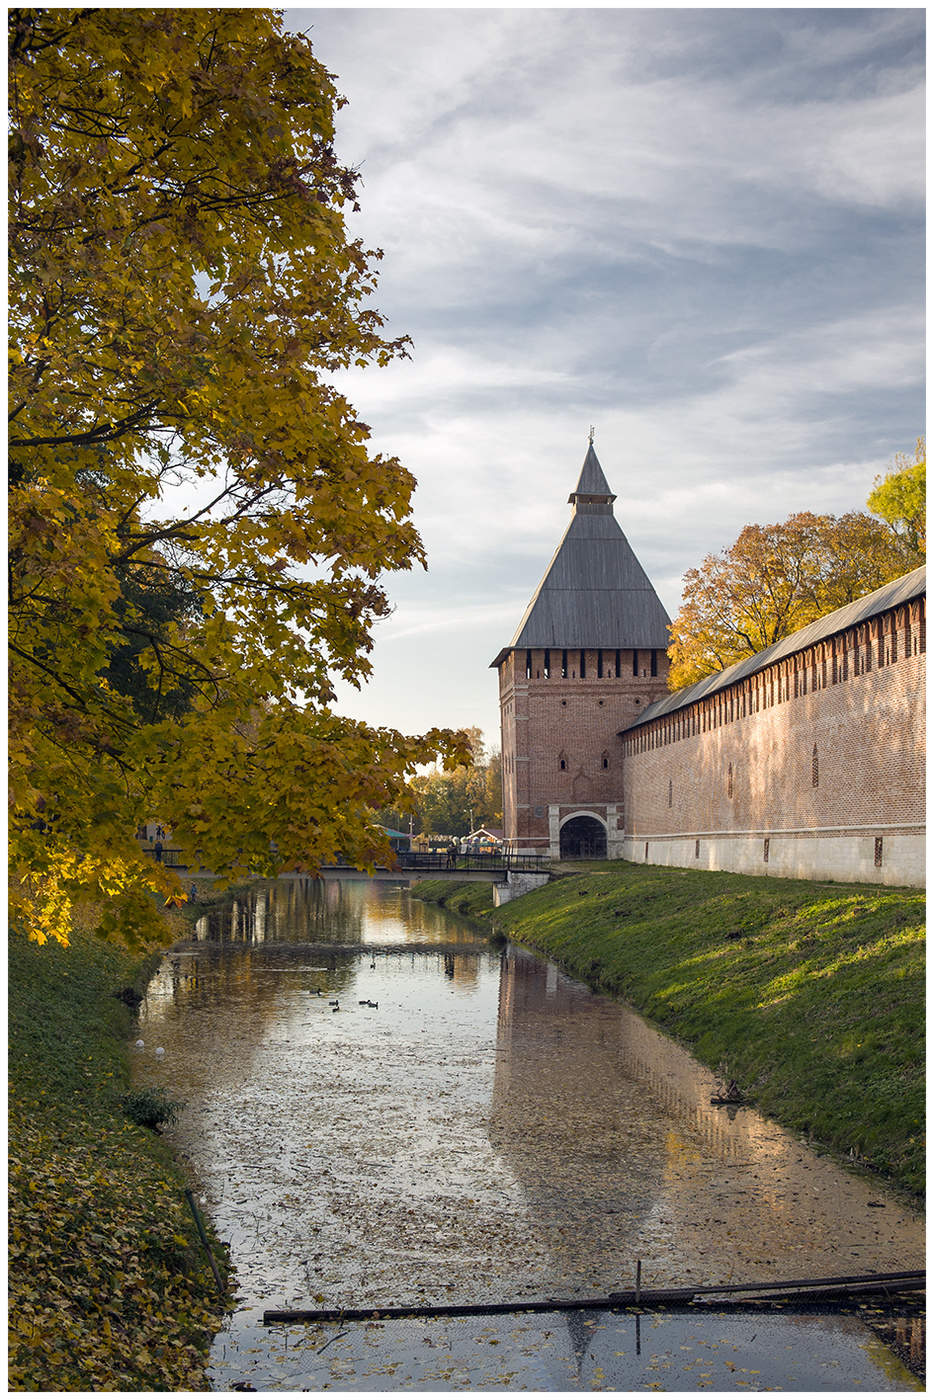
[8,920,232,1391]
[412,862,925,1201]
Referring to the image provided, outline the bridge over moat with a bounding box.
[323,852,552,884]
[149,848,551,885]
[396,851,549,878]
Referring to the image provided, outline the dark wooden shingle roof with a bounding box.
[491,446,671,667]
[569,443,616,502]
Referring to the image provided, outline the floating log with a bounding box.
[262,1269,924,1326]
[264,1296,610,1324]
[608,1268,925,1307]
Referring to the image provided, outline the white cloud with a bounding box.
[282,7,923,740]
[318,9,922,313]
[332,346,570,414]
[372,596,524,644]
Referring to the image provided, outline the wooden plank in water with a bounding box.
[263,1269,924,1325]
[609,1268,925,1306]
[264,1296,610,1325]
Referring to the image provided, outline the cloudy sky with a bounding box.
[285,7,924,751]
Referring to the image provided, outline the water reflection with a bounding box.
[228,1309,919,1392]
[489,947,923,1294]
[134,879,924,1389]
[491,948,666,1280]
[191,876,482,949]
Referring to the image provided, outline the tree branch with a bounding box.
[9,641,137,729]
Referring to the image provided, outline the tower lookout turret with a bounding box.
[568,440,616,505]
[491,443,671,858]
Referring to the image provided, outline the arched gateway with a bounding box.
[560,814,607,860]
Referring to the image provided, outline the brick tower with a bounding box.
[491,442,671,858]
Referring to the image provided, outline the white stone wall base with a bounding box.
[621,833,925,888]
[548,804,561,861]
[493,870,553,906]
[607,831,626,860]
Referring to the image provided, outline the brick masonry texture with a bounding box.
[499,646,669,850]
[497,596,925,887]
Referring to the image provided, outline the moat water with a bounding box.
[136,878,923,1390]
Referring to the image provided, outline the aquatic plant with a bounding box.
[122,1086,185,1133]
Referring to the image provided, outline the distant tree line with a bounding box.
[378,728,502,839]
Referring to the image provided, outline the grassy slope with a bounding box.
[8,921,232,1391]
[412,863,924,1200]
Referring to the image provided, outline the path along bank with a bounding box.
[8,912,234,1391]
[412,861,924,1202]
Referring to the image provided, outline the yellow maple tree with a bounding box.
[9,9,470,944]
[667,508,917,690]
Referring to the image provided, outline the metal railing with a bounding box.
[501,852,551,872]
[143,846,552,876]
[145,847,187,869]
[397,851,550,873]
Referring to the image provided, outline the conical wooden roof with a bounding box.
[568,443,616,503]
[491,445,671,666]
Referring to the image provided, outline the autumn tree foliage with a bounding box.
[867,437,925,559]
[377,730,502,839]
[9,9,470,944]
[667,507,917,690]
[413,731,502,838]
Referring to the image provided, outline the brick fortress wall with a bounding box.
[499,644,669,854]
[620,595,925,886]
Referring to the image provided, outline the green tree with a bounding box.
[406,730,502,839]
[9,9,469,945]
[667,508,914,690]
[867,437,925,559]
[102,560,205,724]
[482,749,504,829]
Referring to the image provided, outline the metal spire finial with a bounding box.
[588,424,595,446]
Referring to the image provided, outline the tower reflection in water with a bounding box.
[489,943,925,1295]
[490,946,665,1290]
[147,881,923,1310]
[135,881,923,1390]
